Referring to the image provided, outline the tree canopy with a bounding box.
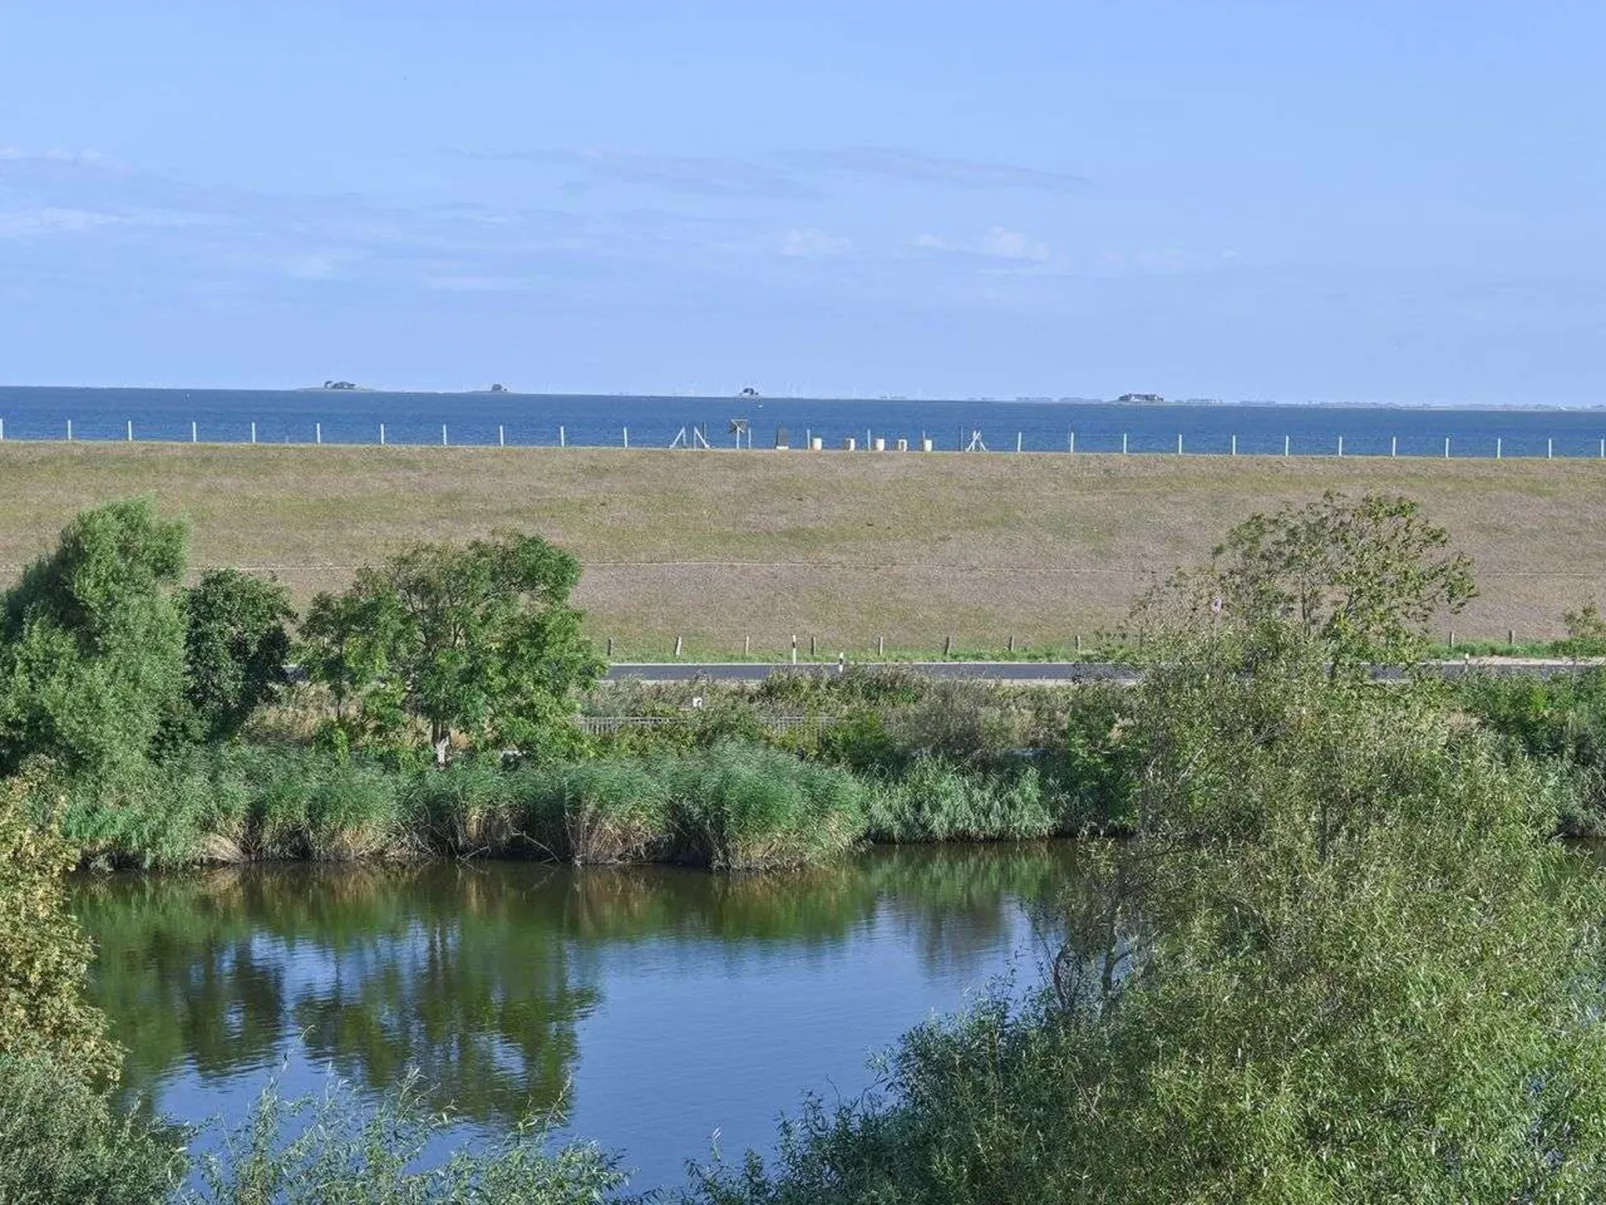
[0,499,189,775]
[1138,491,1476,667]
[300,532,602,758]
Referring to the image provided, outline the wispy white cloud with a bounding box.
[790,147,1089,193]
[912,226,1052,263]
[779,228,851,257]
[0,207,124,238]
[454,147,819,200]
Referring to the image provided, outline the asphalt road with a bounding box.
[605,660,1596,685]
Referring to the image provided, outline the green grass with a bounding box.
[2,443,1603,652]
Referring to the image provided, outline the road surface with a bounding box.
[604,660,1596,685]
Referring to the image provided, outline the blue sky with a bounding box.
[2,1,1602,402]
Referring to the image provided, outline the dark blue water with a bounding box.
[4,386,1606,458]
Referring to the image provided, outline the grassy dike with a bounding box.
[1,443,1604,652]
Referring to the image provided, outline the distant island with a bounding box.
[322,380,359,391]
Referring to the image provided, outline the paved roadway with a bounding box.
[606,660,1596,685]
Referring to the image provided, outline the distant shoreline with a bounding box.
[0,383,1598,413]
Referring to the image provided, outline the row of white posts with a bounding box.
[1,423,1601,460]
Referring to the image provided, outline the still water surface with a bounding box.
[6,386,1606,456]
[72,844,1077,1188]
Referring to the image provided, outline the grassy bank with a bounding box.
[42,741,1090,872]
[2,443,1604,650]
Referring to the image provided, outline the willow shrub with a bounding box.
[691,624,1606,1204]
[0,774,189,1203]
[195,1073,630,1205]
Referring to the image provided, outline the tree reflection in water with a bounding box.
[71,843,1082,1131]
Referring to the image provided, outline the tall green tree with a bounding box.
[1139,491,1476,668]
[301,533,603,758]
[174,569,294,744]
[0,499,189,775]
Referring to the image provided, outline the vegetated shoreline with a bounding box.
[47,739,1095,874]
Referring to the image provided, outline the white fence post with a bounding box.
[623,427,629,448]
[66,419,72,441]
[315,422,322,445]
[126,420,133,442]
[1496,438,1502,460]
[560,425,566,447]
[1391,436,1397,457]
[250,421,257,444]
[1230,434,1237,456]
[1122,433,1129,454]
[1337,435,1344,457]
[379,423,386,446]
[1068,431,1075,453]
[1177,433,1183,455]
[498,424,505,447]
[1284,434,1290,457]
[1445,437,1451,458]
[192,421,199,443]
[442,424,448,447]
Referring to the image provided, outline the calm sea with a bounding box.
[4,386,1606,457]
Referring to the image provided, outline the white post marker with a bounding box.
[192,421,198,443]
[315,422,322,445]
[67,419,73,441]
[559,425,566,447]
[1122,432,1129,454]
[1068,431,1076,453]
[1231,434,1237,456]
[1497,438,1502,460]
[127,420,133,442]
[0,418,5,441]
[1337,435,1344,457]
[380,423,386,446]
[498,425,505,447]
[1391,436,1397,457]
[250,421,257,444]
[1548,438,1554,459]
[1177,433,1183,455]
[622,427,629,448]
[442,424,448,446]
[1445,437,1451,459]
[1284,434,1290,457]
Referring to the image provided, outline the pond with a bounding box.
[71,843,1080,1190]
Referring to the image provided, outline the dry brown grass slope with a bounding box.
[0,442,1602,655]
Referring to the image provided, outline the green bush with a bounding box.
[865,757,1058,843]
[195,1073,630,1205]
[0,1053,187,1205]
[664,744,869,870]
[692,626,1606,1203]
[0,772,121,1077]
[1459,669,1606,833]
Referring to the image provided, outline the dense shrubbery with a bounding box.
[689,622,1606,1204]
[1458,668,1606,833]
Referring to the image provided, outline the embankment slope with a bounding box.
[0,443,1599,654]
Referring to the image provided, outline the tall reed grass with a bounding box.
[47,742,874,872]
